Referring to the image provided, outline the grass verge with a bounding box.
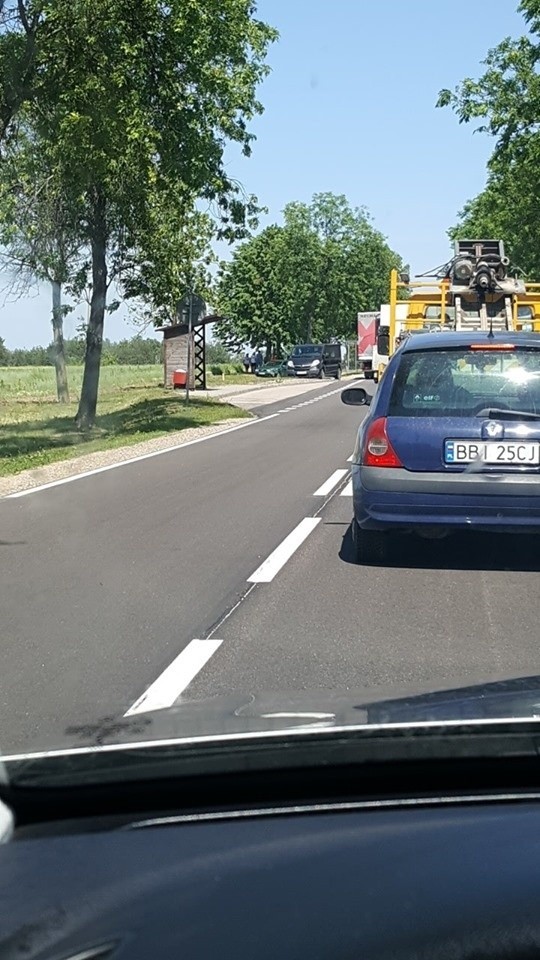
[0,389,249,477]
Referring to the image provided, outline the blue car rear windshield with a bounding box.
[388,348,540,418]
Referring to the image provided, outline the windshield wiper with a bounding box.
[474,407,540,421]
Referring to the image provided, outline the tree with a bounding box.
[438,0,540,275]
[448,164,540,277]
[0,335,9,364]
[0,334,163,366]
[10,0,276,427]
[216,193,402,351]
[216,225,297,354]
[277,208,324,344]
[109,337,161,365]
[291,193,402,339]
[206,342,231,364]
[0,130,85,400]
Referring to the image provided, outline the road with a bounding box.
[1,377,539,754]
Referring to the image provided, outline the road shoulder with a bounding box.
[0,416,245,498]
[1,375,360,498]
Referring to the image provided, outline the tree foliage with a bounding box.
[216,193,402,352]
[216,225,291,353]
[0,1,42,145]
[0,335,234,366]
[439,0,540,276]
[121,186,216,328]
[206,341,232,364]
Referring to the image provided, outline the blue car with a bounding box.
[341,331,540,563]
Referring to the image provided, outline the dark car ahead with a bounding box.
[287,343,342,379]
[342,331,540,563]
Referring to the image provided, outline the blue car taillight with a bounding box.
[363,418,403,468]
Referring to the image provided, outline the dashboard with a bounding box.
[2,796,540,959]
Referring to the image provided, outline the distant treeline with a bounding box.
[0,337,232,367]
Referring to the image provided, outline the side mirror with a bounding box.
[341,387,371,407]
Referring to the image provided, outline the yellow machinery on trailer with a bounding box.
[372,240,540,382]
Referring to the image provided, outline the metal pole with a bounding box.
[441,278,448,328]
[389,268,397,354]
[185,288,193,406]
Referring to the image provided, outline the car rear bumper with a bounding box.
[352,465,540,533]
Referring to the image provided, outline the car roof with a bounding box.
[399,330,540,352]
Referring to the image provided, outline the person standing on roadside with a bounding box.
[252,349,263,374]
[243,350,251,374]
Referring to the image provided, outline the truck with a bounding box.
[373,240,540,382]
[356,312,379,378]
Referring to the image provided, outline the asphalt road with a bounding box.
[1,376,539,754]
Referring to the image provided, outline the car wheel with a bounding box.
[334,367,342,380]
[352,519,389,565]
[318,367,325,379]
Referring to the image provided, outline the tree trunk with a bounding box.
[75,190,107,430]
[51,280,69,403]
[306,317,313,341]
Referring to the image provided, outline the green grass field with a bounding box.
[0,365,250,477]
[0,364,164,401]
[0,364,258,400]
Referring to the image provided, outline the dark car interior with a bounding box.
[3,727,540,960]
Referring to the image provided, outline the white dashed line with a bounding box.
[247,517,321,583]
[124,638,223,715]
[313,469,349,497]
[125,433,359,709]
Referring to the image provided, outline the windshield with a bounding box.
[389,348,540,417]
[1,0,540,787]
[292,345,323,357]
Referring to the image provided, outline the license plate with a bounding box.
[445,440,540,465]
[296,370,307,376]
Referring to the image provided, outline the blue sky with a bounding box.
[1,0,525,348]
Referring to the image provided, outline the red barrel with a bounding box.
[172,369,187,388]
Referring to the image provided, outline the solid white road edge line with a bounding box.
[7,413,281,499]
[247,517,321,584]
[313,469,349,497]
[6,382,352,500]
[124,638,223,716]
[341,479,353,497]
